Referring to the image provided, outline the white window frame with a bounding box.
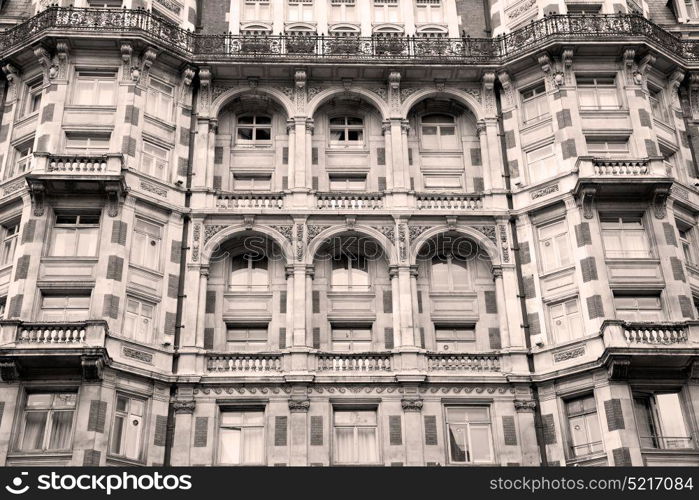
[445,406,494,464]
[430,253,470,292]
[17,392,77,453]
[218,409,266,465]
[226,326,269,352]
[0,220,19,268]
[39,293,91,322]
[415,0,443,23]
[232,173,273,191]
[633,390,694,450]
[521,83,549,125]
[72,70,117,106]
[686,0,699,19]
[140,140,171,182]
[8,138,34,179]
[329,175,367,191]
[576,75,621,111]
[331,254,370,291]
[287,0,314,21]
[548,297,584,344]
[373,0,399,23]
[648,85,669,123]
[235,115,272,147]
[229,254,270,291]
[87,0,124,7]
[330,0,356,23]
[145,77,174,122]
[242,0,272,21]
[331,326,372,351]
[422,173,463,191]
[419,113,459,151]
[64,132,111,155]
[328,116,365,148]
[333,409,380,465]
[565,394,604,459]
[537,219,573,274]
[525,142,556,183]
[677,219,697,266]
[48,213,101,257]
[23,78,43,117]
[585,136,630,157]
[614,294,664,322]
[130,218,163,272]
[599,213,652,259]
[124,296,156,344]
[109,394,146,462]
[434,326,476,352]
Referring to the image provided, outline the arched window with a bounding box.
[420,114,458,150]
[331,254,370,290]
[236,115,272,145]
[329,116,364,146]
[430,253,469,291]
[229,254,269,291]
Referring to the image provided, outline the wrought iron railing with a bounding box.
[2,8,699,63]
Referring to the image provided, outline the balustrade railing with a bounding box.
[426,353,501,371]
[593,159,649,176]
[622,324,688,344]
[317,192,384,210]
[216,192,284,209]
[47,155,109,174]
[3,8,699,63]
[316,352,393,372]
[207,353,283,372]
[416,193,483,210]
[16,323,87,344]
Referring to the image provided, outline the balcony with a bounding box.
[316,192,384,210]
[0,320,109,382]
[203,350,505,378]
[216,192,285,210]
[415,193,483,210]
[601,320,699,378]
[2,8,699,66]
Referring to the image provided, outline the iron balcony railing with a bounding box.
[2,7,699,64]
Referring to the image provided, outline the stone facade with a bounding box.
[0,0,695,467]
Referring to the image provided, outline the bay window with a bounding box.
[73,71,117,106]
[521,83,549,124]
[526,143,556,183]
[446,406,494,464]
[585,137,629,157]
[634,391,693,450]
[218,410,265,465]
[23,79,43,117]
[565,394,603,458]
[614,294,664,322]
[331,254,369,290]
[576,75,620,110]
[600,214,651,259]
[334,409,379,464]
[130,218,162,271]
[140,141,170,181]
[110,395,145,461]
[537,219,572,273]
[18,392,77,452]
[8,139,34,179]
[648,85,669,123]
[145,78,174,122]
[229,254,269,290]
[1,221,19,267]
[49,213,100,257]
[549,298,584,343]
[677,219,697,266]
[124,297,155,344]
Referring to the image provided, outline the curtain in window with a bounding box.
[357,428,378,463]
[448,424,468,462]
[242,427,264,464]
[335,428,354,462]
[48,411,73,449]
[21,412,47,451]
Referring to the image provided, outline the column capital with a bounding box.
[288,399,311,413]
[491,265,503,279]
[381,119,392,136]
[172,400,196,414]
[401,398,424,412]
[305,117,315,134]
[286,118,295,134]
[514,399,536,413]
[199,266,210,277]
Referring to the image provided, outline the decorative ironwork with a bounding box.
[3,9,699,65]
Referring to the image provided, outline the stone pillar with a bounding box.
[596,378,644,466]
[288,398,310,466]
[291,264,307,346]
[476,121,492,191]
[293,118,308,190]
[170,399,196,466]
[396,266,416,348]
[514,399,540,466]
[402,398,424,465]
[387,118,409,192]
[192,117,212,190]
[195,267,209,349]
[286,119,296,188]
[483,118,505,191]
[492,266,511,348]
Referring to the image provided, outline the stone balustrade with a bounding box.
[416,193,483,210]
[216,192,285,209]
[316,192,384,210]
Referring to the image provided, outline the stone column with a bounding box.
[476,120,492,192]
[293,118,308,190]
[195,266,209,349]
[402,398,425,465]
[514,399,540,466]
[170,399,196,466]
[388,118,409,192]
[288,398,310,466]
[286,119,296,188]
[291,264,308,347]
[192,117,212,190]
[397,265,417,348]
[492,266,510,348]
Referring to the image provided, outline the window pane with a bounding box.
[357,428,378,462]
[21,411,47,451]
[448,424,468,462]
[219,428,241,464]
[48,411,73,450]
[470,425,492,461]
[655,393,690,446]
[335,427,355,462]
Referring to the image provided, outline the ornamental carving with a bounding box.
[408,225,431,242]
[499,225,510,263]
[530,183,559,199]
[2,180,25,197]
[270,225,293,244]
[296,224,305,261]
[288,399,311,412]
[122,346,153,364]
[194,386,291,395]
[204,224,227,244]
[306,224,326,242]
[375,225,395,244]
[472,225,497,245]
[401,398,423,412]
[506,0,536,20]
[140,181,168,198]
[398,224,408,261]
[172,400,196,414]
[553,345,586,363]
[514,399,536,413]
[191,223,201,262]
[154,0,182,15]
[419,386,514,394]
[400,87,420,102]
[461,88,481,103]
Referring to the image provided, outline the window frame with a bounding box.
[648,84,669,124]
[129,217,163,272]
[0,219,20,268]
[599,212,652,259]
[228,253,270,291]
[123,296,156,345]
[328,174,367,191]
[585,137,630,157]
[632,389,695,451]
[576,74,622,111]
[48,212,101,258]
[217,408,267,465]
[226,326,269,352]
[328,115,365,148]
[22,78,43,117]
[39,292,92,322]
[433,325,476,352]
[564,393,604,459]
[525,142,556,184]
[232,173,273,191]
[145,77,175,123]
[419,113,460,151]
[415,0,444,23]
[330,253,371,291]
[444,405,495,464]
[108,393,147,462]
[16,390,78,453]
[330,0,357,23]
[64,132,111,155]
[676,218,697,267]
[7,137,35,180]
[547,297,584,344]
[429,253,470,292]
[537,218,573,274]
[331,325,373,352]
[373,0,400,22]
[520,83,549,125]
[235,115,273,147]
[140,139,171,182]
[242,0,272,21]
[613,293,664,322]
[332,408,380,465]
[71,70,117,107]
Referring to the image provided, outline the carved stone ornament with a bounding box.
[514,399,536,413]
[580,187,596,220]
[0,358,19,382]
[607,357,631,380]
[401,398,424,412]
[2,63,20,102]
[172,400,196,414]
[653,186,670,220]
[81,354,105,382]
[288,399,311,413]
[29,182,46,217]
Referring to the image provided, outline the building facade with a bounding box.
[0,0,696,467]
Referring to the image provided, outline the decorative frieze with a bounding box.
[553,345,586,363]
[122,346,154,364]
[530,183,559,199]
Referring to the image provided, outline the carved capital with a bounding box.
[401,398,423,412]
[288,399,311,413]
[514,399,536,413]
[172,400,196,414]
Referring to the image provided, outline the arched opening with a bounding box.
[415,231,498,352]
[206,233,286,352]
[214,94,289,193]
[406,97,482,193]
[311,232,391,352]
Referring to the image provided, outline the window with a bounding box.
[40,294,91,321]
[537,219,572,273]
[65,133,111,155]
[576,75,620,110]
[23,79,43,116]
[677,220,696,266]
[420,114,458,150]
[140,141,170,181]
[634,391,693,450]
[243,0,271,20]
[434,326,475,352]
[565,395,603,458]
[600,214,651,259]
[526,143,556,183]
[87,0,124,6]
[236,115,272,145]
[331,254,369,290]
[110,395,145,461]
[49,213,100,257]
[648,86,669,123]
[430,254,469,291]
[334,410,379,464]
[7,139,34,179]
[145,78,174,122]
[566,3,602,13]
[329,175,367,191]
[585,137,629,157]
[124,297,155,344]
[288,0,313,21]
[415,0,443,22]
[18,392,76,452]
[229,254,269,291]
[614,294,663,322]
[374,0,399,22]
[521,84,549,124]
[233,174,272,191]
[73,71,116,106]
[219,410,265,465]
[0,297,6,319]
[446,406,494,464]
[226,327,268,351]
[331,327,372,351]
[328,116,364,146]
[549,298,584,343]
[0,221,19,267]
[130,219,162,271]
[686,0,699,19]
[422,174,463,191]
[330,0,356,22]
